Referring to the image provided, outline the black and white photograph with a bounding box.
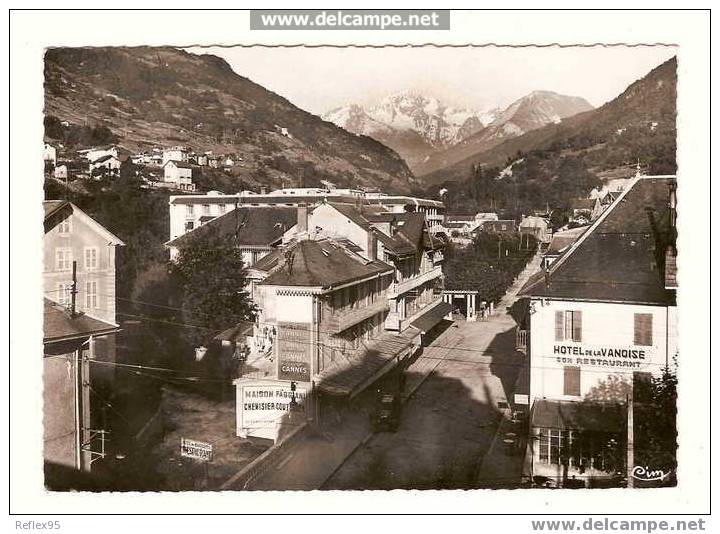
[8,6,711,528]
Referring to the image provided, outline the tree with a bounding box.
[168,229,256,349]
[633,364,678,486]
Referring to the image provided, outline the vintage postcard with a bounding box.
[8,6,711,528]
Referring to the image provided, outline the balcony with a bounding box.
[388,266,443,298]
[322,299,390,335]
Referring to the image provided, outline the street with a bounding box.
[322,255,539,490]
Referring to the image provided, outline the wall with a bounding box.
[43,210,118,325]
[528,298,676,402]
[308,204,371,258]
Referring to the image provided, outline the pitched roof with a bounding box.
[545,226,588,255]
[446,214,476,222]
[43,201,125,245]
[92,154,119,164]
[316,327,420,397]
[167,207,297,248]
[44,299,119,344]
[519,216,549,229]
[164,160,194,169]
[327,203,434,256]
[257,239,393,288]
[43,200,68,220]
[519,176,676,305]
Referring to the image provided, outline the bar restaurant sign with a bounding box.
[276,322,312,381]
[180,438,213,462]
[552,343,653,370]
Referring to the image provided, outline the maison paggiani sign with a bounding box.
[239,385,307,441]
[276,322,312,381]
[553,344,652,369]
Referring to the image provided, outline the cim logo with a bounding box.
[631,465,672,482]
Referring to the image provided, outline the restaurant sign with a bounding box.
[277,322,312,381]
[553,344,651,370]
[180,438,213,462]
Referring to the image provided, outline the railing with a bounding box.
[322,299,390,334]
[516,328,528,354]
[388,266,443,298]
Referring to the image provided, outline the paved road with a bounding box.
[322,255,540,490]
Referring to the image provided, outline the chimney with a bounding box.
[297,205,308,236]
[367,231,377,260]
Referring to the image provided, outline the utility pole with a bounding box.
[70,261,85,471]
[626,393,634,488]
[70,260,78,317]
[74,345,83,471]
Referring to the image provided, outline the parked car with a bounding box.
[373,391,401,432]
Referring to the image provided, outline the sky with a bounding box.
[185,45,676,116]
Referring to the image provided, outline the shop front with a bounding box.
[525,399,625,488]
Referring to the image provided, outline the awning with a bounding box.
[214,322,254,343]
[410,301,453,334]
[531,399,624,433]
[317,328,420,398]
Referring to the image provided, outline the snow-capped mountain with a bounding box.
[414,90,594,176]
[323,92,497,170]
[324,92,494,148]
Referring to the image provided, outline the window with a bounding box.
[555,310,582,342]
[86,281,98,309]
[84,247,98,270]
[55,248,72,271]
[634,313,653,346]
[57,217,71,234]
[203,204,211,215]
[57,283,71,306]
[185,221,194,231]
[186,205,194,217]
[563,365,581,396]
[218,204,226,214]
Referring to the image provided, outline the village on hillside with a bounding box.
[40,47,679,494]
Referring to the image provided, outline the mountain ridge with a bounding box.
[44,46,416,193]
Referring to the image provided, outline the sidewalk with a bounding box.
[244,323,463,491]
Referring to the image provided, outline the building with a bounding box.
[162,160,196,191]
[516,176,677,487]
[540,226,587,270]
[570,198,596,224]
[231,203,449,441]
[444,214,481,236]
[519,216,551,244]
[89,154,121,175]
[167,189,445,243]
[162,146,188,165]
[79,145,118,163]
[591,191,620,221]
[43,201,124,474]
[165,206,298,263]
[43,143,57,165]
[475,212,499,224]
[53,164,68,180]
[481,219,517,234]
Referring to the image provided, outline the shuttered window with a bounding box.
[555,310,582,341]
[563,366,581,396]
[555,311,564,341]
[634,313,653,346]
[572,311,582,342]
